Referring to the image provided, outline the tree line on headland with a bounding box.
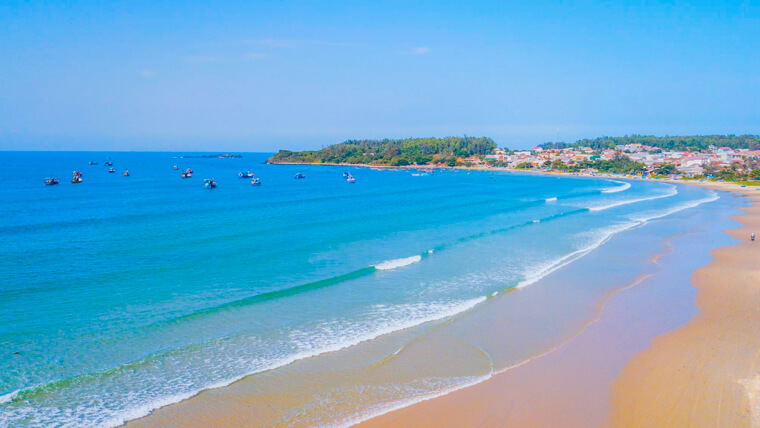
[268,136,496,167]
[268,135,760,168]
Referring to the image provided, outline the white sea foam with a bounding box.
[628,191,719,223]
[0,389,20,404]
[374,255,422,270]
[339,372,493,428]
[601,180,631,193]
[339,190,724,427]
[587,185,677,211]
[518,190,720,290]
[516,221,638,289]
[99,297,486,428]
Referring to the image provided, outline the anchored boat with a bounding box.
[44,177,59,185]
[238,171,255,178]
[251,178,261,186]
[203,178,217,189]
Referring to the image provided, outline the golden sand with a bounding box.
[128,181,759,427]
[610,184,760,427]
[357,182,760,428]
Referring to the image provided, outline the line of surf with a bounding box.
[374,255,423,270]
[101,297,486,427]
[587,185,678,211]
[0,390,19,405]
[338,190,722,427]
[602,180,632,193]
[518,190,717,290]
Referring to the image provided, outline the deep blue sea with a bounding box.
[0,152,721,426]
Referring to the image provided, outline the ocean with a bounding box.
[0,152,728,426]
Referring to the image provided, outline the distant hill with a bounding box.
[541,135,760,151]
[268,136,496,166]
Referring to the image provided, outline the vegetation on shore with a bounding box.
[268,134,760,182]
[541,135,760,152]
[268,136,495,166]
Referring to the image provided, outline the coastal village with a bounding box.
[480,143,760,179]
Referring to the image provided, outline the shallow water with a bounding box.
[0,152,725,426]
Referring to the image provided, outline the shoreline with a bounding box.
[270,159,760,187]
[356,180,757,427]
[610,182,760,426]
[121,176,742,427]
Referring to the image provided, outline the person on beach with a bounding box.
[752,233,756,241]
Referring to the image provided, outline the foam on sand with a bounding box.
[104,297,487,428]
[516,221,638,288]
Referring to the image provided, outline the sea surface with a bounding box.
[0,152,726,426]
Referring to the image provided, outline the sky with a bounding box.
[1,0,759,151]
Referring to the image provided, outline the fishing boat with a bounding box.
[294,173,306,179]
[251,178,261,186]
[185,168,193,174]
[88,161,98,165]
[238,171,255,178]
[173,165,179,170]
[44,177,59,185]
[123,169,130,176]
[181,171,192,178]
[347,175,356,183]
[71,171,83,183]
[108,167,116,173]
[104,161,113,167]
[203,178,217,189]
[342,172,350,178]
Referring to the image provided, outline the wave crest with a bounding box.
[588,186,677,211]
[601,180,631,193]
[375,255,423,270]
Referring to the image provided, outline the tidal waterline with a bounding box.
[0,152,726,426]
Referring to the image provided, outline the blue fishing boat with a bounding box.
[203,178,217,189]
[294,173,306,179]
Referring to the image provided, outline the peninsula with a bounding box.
[268,134,760,181]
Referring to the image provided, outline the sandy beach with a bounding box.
[118,176,754,428]
[356,181,760,428]
[611,182,760,427]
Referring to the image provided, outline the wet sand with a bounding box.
[124,180,753,428]
[611,183,760,427]
[357,182,759,428]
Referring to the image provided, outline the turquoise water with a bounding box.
[0,152,721,426]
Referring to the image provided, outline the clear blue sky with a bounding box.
[1,0,758,151]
